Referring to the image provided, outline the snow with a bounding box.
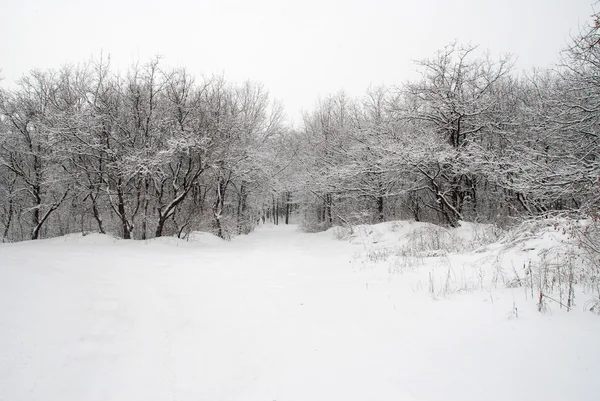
[0,223,599,401]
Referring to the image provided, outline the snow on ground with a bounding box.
[0,223,599,401]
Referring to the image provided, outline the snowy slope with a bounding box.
[0,223,599,401]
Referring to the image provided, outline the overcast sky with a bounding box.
[0,0,595,124]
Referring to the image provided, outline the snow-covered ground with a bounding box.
[0,223,599,401]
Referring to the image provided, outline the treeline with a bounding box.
[295,22,600,230]
[0,58,290,241]
[1,13,599,241]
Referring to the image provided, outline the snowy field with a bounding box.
[1,223,599,401]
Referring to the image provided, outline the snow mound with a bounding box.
[0,231,226,249]
[333,220,503,255]
[0,232,121,247]
[341,219,599,314]
[145,231,225,247]
[186,231,226,245]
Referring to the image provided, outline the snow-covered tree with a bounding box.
[0,70,73,240]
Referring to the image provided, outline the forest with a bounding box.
[1,14,599,243]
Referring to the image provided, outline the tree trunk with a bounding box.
[117,183,133,239]
[272,195,278,225]
[376,196,384,222]
[90,192,105,234]
[429,178,462,228]
[142,177,149,240]
[31,190,69,240]
[236,183,247,235]
[285,192,291,224]
[325,193,333,224]
[213,179,226,238]
[31,184,42,239]
[2,198,14,242]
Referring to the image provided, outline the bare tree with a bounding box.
[0,70,72,239]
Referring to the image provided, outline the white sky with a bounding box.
[0,0,594,125]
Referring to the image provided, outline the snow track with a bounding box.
[0,224,599,401]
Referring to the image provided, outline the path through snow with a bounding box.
[0,224,598,401]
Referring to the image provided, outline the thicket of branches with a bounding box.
[297,16,600,231]
[1,12,599,242]
[0,58,289,241]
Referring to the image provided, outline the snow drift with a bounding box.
[0,222,598,401]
